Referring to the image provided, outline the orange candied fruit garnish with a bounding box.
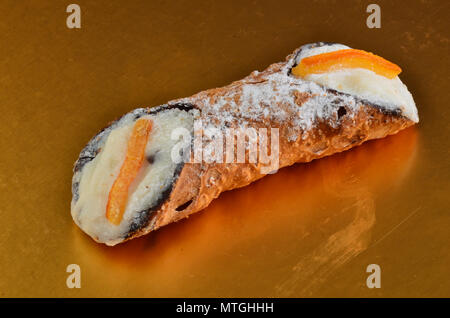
[106,118,153,225]
[291,49,402,79]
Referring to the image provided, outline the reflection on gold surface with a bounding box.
[276,129,417,296]
[275,173,376,296]
[72,128,417,297]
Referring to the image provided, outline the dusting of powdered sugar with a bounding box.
[170,42,417,154]
[172,43,361,147]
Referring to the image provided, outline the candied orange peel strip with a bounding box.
[291,49,402,79]
[106,118,153,225]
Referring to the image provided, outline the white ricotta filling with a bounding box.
[296,44,418,122]
[72,109,195,245]
[296,43,350,61]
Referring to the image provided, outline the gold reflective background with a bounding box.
[0,0,449,297]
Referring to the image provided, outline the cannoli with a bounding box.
[71,42,418,245]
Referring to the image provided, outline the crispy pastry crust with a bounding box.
[120,44,415,244]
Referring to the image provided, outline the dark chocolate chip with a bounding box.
[337,106,347,119]
[146,154,155,164]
